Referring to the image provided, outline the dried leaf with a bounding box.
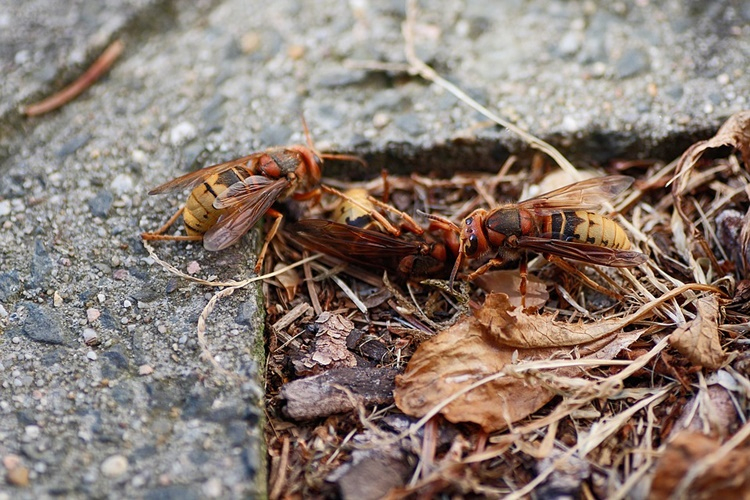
[475,293,623,348]
[676,111,750,178]
[395,317,551,432]
[670,384,740,440]
[293,312,357,375]
[669,296,725,370]
[394,302,633,432]
[649,431,750,500]
[672,111,750,261]
[473,270,549,309]
[274,262,300,301]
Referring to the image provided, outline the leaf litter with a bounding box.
[258,101,748,497]
[141,4,750,497]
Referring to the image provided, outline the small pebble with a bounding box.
[113,269,129,280]
[187,261,201,275]
[14,50,31,64]
[25,425,40,439]
[240,32,261,53]
[131,149,147,164]
[372,112,390,128]
[87,308,101,323]
[3,455,21,469]
[169,121,197,146]
[0,200,11,217]
[138,364,154,376]
[53,292,63,307]
[87,351,98,361]
[97,293,106,303]
[287,44,305,60]
[110,174,134,194]
[6,466,29,487]
[203,477,223,498]
[83,329,99,346]
[101,454,128,478]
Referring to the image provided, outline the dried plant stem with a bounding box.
[269,436,290,500]
[402,0,580,179]
[506,385,673,500]
[143,241,321,373]
[197,285,241,379]
[143,241,321,288]
[24,39,124,116]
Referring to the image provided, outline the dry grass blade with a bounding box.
[402,0,580,179]
[506,385,673,500]
[143,241,321,288]
[269,436,290,500]
[144,241,322,375]
[196,285,244,379]
[24,39,125,116]
[330,274,368,313]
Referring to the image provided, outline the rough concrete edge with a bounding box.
[251,279,268,499]
[322,122,719,181]
[0,0,223,165]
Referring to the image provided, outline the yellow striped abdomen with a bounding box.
[548,211,632,250]
[332,188,384,231]
[183,168,250,236]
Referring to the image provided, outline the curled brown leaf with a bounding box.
[394,293,637,431]
[669,295,725,370]
[475,293,623,348]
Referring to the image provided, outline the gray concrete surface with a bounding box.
[0,0,748,497]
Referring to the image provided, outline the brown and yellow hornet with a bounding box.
[427,175,648,295]
[141,124,361,271]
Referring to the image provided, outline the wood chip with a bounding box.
[280,367,398,420]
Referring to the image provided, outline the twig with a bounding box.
[303,254,323,315]
[24,39,125,116]
[143,240,321,288]
[144,241,321,373]
[269,436,291,500]
[196,285,242,379]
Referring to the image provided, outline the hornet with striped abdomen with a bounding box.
[426,175,647,294]
[140,122,361,272]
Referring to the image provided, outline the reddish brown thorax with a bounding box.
[289,145,323,192]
